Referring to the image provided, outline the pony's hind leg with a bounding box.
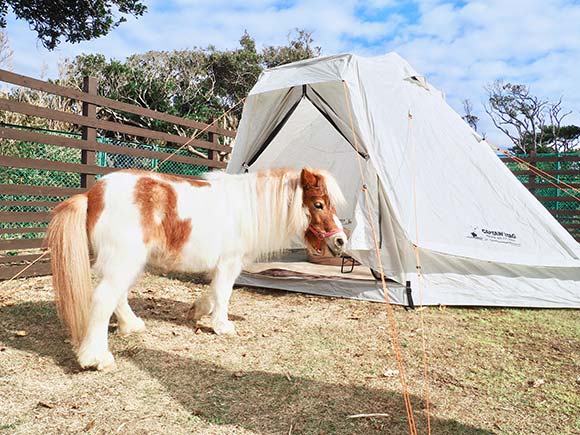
[209,257,242,335]
[188,292,214,324]
[77,252,145,370]
[115,292,146,336]
[76,278,120,370]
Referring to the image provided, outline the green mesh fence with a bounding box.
[502,152,580,239]
[0,124,214,242]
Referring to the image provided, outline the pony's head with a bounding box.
[299,168,347,256]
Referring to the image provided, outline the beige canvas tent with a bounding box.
[227,53,580,308]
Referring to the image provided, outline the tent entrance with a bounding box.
[238,250,409,304]
[241,91,407,302]
[248,95,364,225]
[246,84,367,167]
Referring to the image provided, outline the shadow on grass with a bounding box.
[0,300,496,435]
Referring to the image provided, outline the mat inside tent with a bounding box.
[238,250,410,305]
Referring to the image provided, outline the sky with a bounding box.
[4,0,580,146]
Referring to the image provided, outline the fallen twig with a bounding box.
[347,413,390,419]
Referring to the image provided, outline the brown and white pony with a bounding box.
[47,168,346,370]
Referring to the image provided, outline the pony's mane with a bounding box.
[251,168,306,260]
[308,168,346,209]
[205,169,345,206]
[202,168,344,261]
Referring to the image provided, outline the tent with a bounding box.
[227,52,580,308]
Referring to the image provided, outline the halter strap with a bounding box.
[308,225,342,240]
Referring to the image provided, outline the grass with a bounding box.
[0,273,578,435]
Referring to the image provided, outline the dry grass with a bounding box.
[0,272,578,435]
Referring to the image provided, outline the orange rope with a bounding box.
[341,81,418,435]
[0,250,49,297]
[151,97,245,172]
[506,152,580,195]
[496,149,580,201]
[408,112,432,435]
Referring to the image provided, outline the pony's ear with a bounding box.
[300,168,319,189]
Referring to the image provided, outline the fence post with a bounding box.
[527,150,537,196]
[81,76,97,188]
[207,131,221,168]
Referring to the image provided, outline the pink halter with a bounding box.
[308,225,342,252]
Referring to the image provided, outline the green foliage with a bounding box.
[0,0,147,49]
[57,29,321,137]
[511,125,580,154]
[262,29,321,68]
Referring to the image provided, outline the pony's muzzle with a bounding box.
[328,233,347,256]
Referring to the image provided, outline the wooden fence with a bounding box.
[500,152,580,241]
[0,69,236,280]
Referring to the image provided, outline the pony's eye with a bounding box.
[314,202,324,210]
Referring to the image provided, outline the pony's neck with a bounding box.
[248,169,307,260]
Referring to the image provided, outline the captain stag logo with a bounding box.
[469,227,520,246]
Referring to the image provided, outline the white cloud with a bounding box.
[3,0,580,147]
[382,0,580,144]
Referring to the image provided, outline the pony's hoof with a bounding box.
[78,350,116,371]
[186,304,198,321]
[212,320,236,335]
[118,317,146,336]
[188,298,213,322]
[96,354,117,372]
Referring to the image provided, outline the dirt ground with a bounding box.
[0,272,578,435]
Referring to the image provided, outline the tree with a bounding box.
[0,0,147,50]
[57,30,321,139]
[461,98,478,131]
[484,80,578,154]
[0,29,12,69]
[262,29,321,68]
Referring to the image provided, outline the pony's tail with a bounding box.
[47,194,92,347]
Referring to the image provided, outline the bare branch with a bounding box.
[484,80,577,153]
[0,30,13,70]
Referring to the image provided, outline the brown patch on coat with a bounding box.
[86,180,106,236]
[121,169,210,188]
[133,177,193,259]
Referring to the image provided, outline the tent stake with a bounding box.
[405,281,415,311]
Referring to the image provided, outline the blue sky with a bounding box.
[3,0,580,146]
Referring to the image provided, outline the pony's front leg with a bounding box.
[209,257,242,335]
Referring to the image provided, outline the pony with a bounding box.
[47,167,347,370]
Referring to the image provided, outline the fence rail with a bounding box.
[0,126,226,169]
[0,70,236,138]
[500,152,580,242]
[0,68,236,280]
